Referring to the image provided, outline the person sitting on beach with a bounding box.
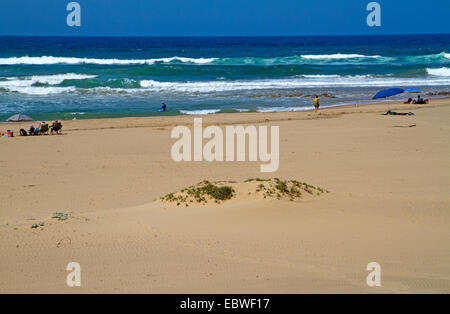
[404,97,413,104]
[50,120,63,135]
[20,128,28,136]
[417,95,423,104]
[29,125,35,136]
[414,95,428,104]
[39,121,49,135]
[313,95,320,112]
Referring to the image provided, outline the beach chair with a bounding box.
[50,121,63,135]
[39,123,49,135]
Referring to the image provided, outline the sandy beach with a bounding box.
[1,99,449,293]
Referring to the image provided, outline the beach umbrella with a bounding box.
[373,88,405,111]
[6,114,34,134]
[6,114,34,122]
[373,88,405,100]
[405,87,421,93]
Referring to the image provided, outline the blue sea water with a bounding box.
[0,35,449,120]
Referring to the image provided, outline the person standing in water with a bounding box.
[313,95,320,112]
[161,103,167,112]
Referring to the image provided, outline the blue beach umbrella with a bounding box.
[373,88,405,99]
[373,88,405,111]
[405,87,421,93]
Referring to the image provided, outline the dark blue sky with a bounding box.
[1,0,449,36]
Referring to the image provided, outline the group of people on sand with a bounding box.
[313,93,430,113]
[405,95,429,105]
[313,93,430,112]
[19,120,63,136]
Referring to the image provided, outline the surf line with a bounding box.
[170,118,279,172]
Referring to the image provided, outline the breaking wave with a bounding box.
[300,53,382,60]
[1,52,449,67]
[0,73,96,95]
[138,76,450,93]
[427,67,450,77]
[0,56,218,65]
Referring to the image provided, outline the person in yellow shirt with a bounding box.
[313,95,320,112]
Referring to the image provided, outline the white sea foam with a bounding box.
[301,54,381,60]
[139,76,450,93]
[85,86,145,94]
[0,56,217,65]
[256,106,311,113]
[0,85,76,95]
[2,73,450,96]
[1,53,446,66]
[31,73,96,84]
[427,67,450,77]
[0,73,96,95]
[301,74,343,78]
[179,109,222,115]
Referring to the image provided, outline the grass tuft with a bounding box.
[161,181,235,206]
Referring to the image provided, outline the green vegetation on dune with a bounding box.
[161,181,235,206]
[160,178,329,207]
[255,178,329,201]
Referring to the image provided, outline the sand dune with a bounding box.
[1,99,449,293]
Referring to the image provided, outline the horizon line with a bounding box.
[1,33,449,38]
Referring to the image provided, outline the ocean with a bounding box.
[0,34,449,120]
